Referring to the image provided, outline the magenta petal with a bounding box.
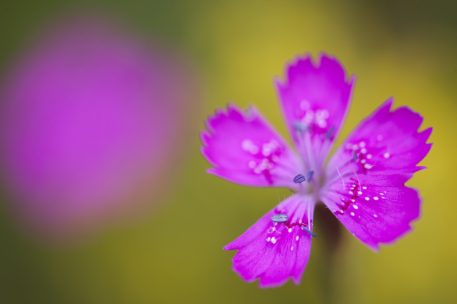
[225,195,315,287]
[202,105,301,187]
[276,54,354,166]
[323,99,432,249]
[321,174,420,250]
[327,98,432,179]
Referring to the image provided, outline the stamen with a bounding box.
[293,121,308,133]
[352,151,358,161]
[305,170,314,182]
[301,226,317,238]
[325,126,335,139]
[271,214,288,223]
[293,174,306,184]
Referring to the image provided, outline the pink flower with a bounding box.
[201,54,432,287]
[0,17,196,238]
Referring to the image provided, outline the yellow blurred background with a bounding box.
[0,1,456,303]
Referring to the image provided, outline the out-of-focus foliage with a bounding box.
[0,0,455,303]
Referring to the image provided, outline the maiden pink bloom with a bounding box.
[201,54,432,287]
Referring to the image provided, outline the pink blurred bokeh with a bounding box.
[0,15,199,239]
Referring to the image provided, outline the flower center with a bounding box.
[292,168,325,198]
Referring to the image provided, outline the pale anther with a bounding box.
[306,170,314,182]
[271,214,288,223]
[293,174,306,184]
[292,121,308,133]
[301,226,317,238]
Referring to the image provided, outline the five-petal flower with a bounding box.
[201,54,432,287]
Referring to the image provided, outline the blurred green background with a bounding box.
[0,0,456,303]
